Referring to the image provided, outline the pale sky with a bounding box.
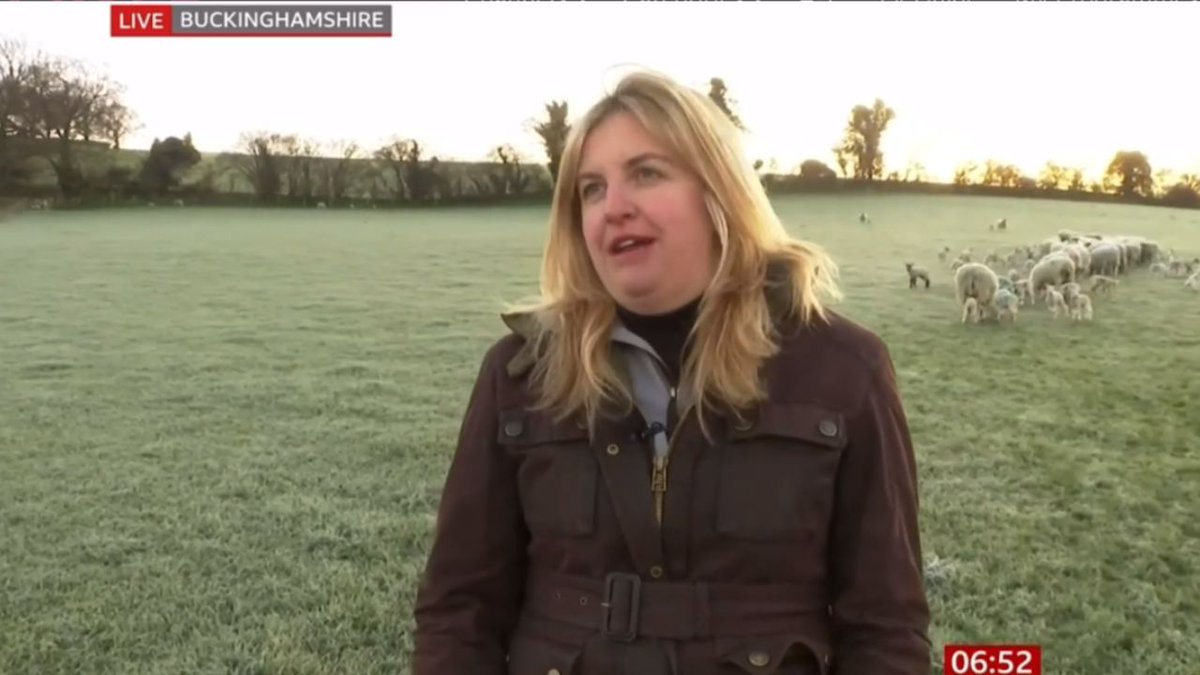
[3,1,1197,183]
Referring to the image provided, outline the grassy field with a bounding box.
[2,194,1198,674]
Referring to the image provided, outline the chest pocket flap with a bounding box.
[497,407,596,538]
[729,402,847,451]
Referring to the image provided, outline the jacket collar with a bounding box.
[500,256,797,379]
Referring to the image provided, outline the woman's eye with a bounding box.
[580,183,601,200]
[635,166,662,181]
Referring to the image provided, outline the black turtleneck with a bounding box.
[615,296,701,387]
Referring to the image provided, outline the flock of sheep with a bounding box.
[903,218,1199,324]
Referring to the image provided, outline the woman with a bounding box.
[412,69,931,675]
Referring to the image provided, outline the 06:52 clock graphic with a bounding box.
[944,644,1042,675]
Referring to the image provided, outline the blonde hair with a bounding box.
[506,68,841,437]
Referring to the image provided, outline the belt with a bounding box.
[523,569,830,643]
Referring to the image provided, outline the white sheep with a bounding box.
[905,262,931,289]
[961,297,981,324]
[1045,285,1069,319]
[1088,275,1118,299]
[1029,254,1076,302]
[993,288,1019,322]
[1069,292,1093,321]
[955,262,1000,321]
[1185,272,1199,292]
[1088,243,1123,277]
[1014,279,1034,306]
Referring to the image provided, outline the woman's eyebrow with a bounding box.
[578,153,673,183]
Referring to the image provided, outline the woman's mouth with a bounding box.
[608,235,656,257]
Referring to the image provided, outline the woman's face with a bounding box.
[577,111,717,315]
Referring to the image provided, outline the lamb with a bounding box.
[955,262,1000,321]
[1059,282,1082,306]
[1166,261,1191,278]
[1014,279,1034,306]
[1045,285,1069,319]
[961,297,981,324]
[1008,269,1021,283]
[993,288,1019,322]
[938,246,951,263]
[1088,275,1118,299]
[1028,254,1076,302]
[905,262,931,289]
[997,276,1015,292]
[1069,292,1093,321]
[1185,272,1199,292]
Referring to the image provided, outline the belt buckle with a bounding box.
[600,572,641,642]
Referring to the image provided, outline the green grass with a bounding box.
[2,194,1198,674]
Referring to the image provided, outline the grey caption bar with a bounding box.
[172,4,393,35]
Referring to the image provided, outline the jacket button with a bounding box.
[818,419,838,437]
[747,650,771,667]
[649,565,663,578]
[606,444,620,456]
[503,420,524,437]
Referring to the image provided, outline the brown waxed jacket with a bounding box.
[411,266,931,675]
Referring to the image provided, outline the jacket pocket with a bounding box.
[506,631,584,675]
[498,407,597,537]
[715,634,830,675]
[714,402,846,541]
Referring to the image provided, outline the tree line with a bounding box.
[2,36,1198,211]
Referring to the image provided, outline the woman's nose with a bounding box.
[603,183,636,222]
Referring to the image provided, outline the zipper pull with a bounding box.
[651,455,668,524]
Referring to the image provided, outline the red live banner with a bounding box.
[111,4,171,37]
[110,4,393,38]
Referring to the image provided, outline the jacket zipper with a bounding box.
[651,386,693,525]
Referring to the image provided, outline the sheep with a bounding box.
[1059,282,1082,306]
[955,262,1000,321]
[1185,272,1199,292]
[1022,259,1036,276]
[1069,292,1093,321]
[993,288,1019,322]
[938,246,951,263]
[1007,269,1021,284]
[997,276,1015,292]
[859,212,870,223]
[985,251,1002,267]
[1166,261,1191,278]
[1088,275,1118,299]
[1149,262,1168,277]
[1088,243,1123,276]
[905,262,931,289]
[1045,285,1069,319]
[1015,279,1034,306]
[1064,243,1092,279]
[950,257,968,272]
[316,201,327,208]
[1029,254,1076,302]
[995,218,1007,231]
[961,297,981,324]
